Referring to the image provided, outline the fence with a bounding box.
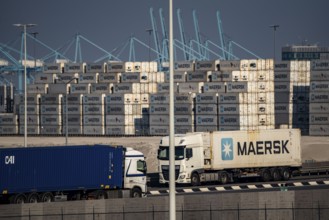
[1,203,328,220]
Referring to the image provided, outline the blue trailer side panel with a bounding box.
[0,145,124,194]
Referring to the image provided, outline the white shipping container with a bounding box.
[79,73,98,84]
[150,125,169,135]
[55,73,78,84]
[310,70,329,81]
[70,84,90,94]
[34,73,56,84]
[41,94,63,104]
[106,94,134,104]
[165,72,186,82]
[48,84,68,94]
[219,60,240,71]
[226,82,248,93]
[83,115,104,126]
[15,94,41,105]
[41,104,61,115]
[86,63,105,73]
[83,94,105,105]
[195,60,219,71]
[174,61,194,72]
[113,83,140,94]
[28,84,48,94]
[187,72,209,82]
[218,93,245,104]
[195,125,218,132]
[274,61,291,72]
[203,82,225,93]
[124,62,134,72]
[65,94,83,105]
[157,83,178,93]
[211,71,233,82]
[150,62,158,72]
[309,125,329,136]
[40,125,61,135]
[196,93,218,104]
[64,63,85,73]
[311,60,329,71]
[310,92,329,103]
[218,115,240,126]
[178,82,203,93]
[41,115,61,125]
[0,125,18,134]
[133,62,142,72]
[62,114,82,125]
[43,63,64,74]
[106,104,133,115]
[83,125,105,135]
[121,72,148,83]
[98,73,121,83]
[91,83,112,94]
[19,105,39,114]
[141,62,150,72]
[83,105,104,115]
[107,61,125,73]
[19,125,39,135]
[140,94,150,103]
[19,114,39,125]
[0,114,18,125]
[310,114,329,125]
[62,125,82,135]
[196,104,217,115]
[196,115,218,126]
[274,82,294,92]
[310,82,329,92]
[309,103,329,113]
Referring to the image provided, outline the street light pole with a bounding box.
[13,23,37,148]
[269,25,279,60]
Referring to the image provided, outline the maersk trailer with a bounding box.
[0,145,147,204]
[158,129,301,186]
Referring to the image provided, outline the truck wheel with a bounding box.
[271,168,281,181]
[131,188,142,198]
[261,169,271,182]
[40,192,54,203]
[281,168,291,180]
[27,193,39,203]
[191,173,200,186]
[12,194,26,204]
[219,171,229,185]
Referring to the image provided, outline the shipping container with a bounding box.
[27,84,48,94]
[43,63,64,74]
[70,84,90,94]
[79,73,98,84]
[40,125,62,135]
[113,83,140,94]
[210,71,233,82]
[41,94,63,105]
[48,84,68,94]
[83,115,104,126]
[196,93,218,104]
[218,60,240,71]
[174,61,194,72]
[311,60,329,71]
[0,125,18,134]
[83,94,105,105]
[34,73,56,84]
[41,104,61,115]
[19,125,39,135]
[165,72,186,82]
[86,63,105,73]
[203,82,225,93]
[0,113,18,125]
[83,125,105,135]
[157,83,179,93]
[64,63,85,73]
[98,73,121,83]
[107,61,125,73]
[55,73,78,84]
[178,82,203,93]
[186,72,209,82]
[91,83,112,94]
[41,115,62,125]
[195,60,219,71]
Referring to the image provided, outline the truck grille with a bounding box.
[162,165,180,181]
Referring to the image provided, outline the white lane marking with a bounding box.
[200,188,210,192]
[232,186,241,190]
[309,181,318,186]
[183,189,194,193]
[263,184,272,188]
[215,187,225,191]
[248,185,257,189]
[293,182,303,187]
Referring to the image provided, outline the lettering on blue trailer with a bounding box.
[5,156,15,165]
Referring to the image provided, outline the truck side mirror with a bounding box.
[157,149,161,159]
[186,148,193,159]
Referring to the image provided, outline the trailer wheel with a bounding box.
[261,169,271,182]
[40,192,54,203]
[131,188,142,198]
[11,194,26,204]
[219,171,229,185]
[271,168,281,181]
[27,193,39,203]
[95,190,108,200]
[281,168,291,180]
[191,172,200,186]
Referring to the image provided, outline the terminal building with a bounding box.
[282,45,329,61]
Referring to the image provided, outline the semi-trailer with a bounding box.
[0,144,147,204]
[158,129,301,186]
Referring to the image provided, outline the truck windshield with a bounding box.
[158,146,185,160]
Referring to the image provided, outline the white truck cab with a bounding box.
[157,133,205,184]
[124,148,147,197]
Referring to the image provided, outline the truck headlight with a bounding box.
[179,174,186,179]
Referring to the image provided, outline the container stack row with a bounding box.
[309,60,329,136]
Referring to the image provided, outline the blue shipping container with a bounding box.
[0,145,124,194]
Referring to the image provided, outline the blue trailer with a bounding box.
[0,145,147,204]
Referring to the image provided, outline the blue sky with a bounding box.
[1,0,328,62]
